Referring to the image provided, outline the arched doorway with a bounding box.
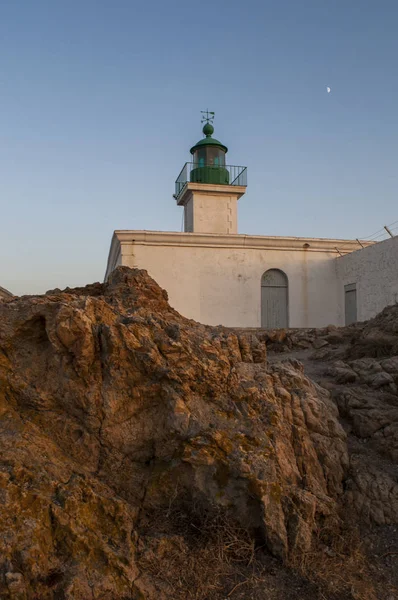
[261,269,288,328]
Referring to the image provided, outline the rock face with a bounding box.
[0,268,350,599]
[264,305,398,597]
[322,330,398,528]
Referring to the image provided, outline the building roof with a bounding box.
[190,123,228,154]
[0,285,14,300]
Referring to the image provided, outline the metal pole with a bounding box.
[384,225,394,238]
[356,238,364,248]
[335,247,343,257]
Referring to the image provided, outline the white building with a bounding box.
[0,286,13,302]
[337,235,398,323]
[105,120,397,328]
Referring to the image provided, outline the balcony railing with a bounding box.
[174,162,247,202]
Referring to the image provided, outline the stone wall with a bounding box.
[337,236,398,322]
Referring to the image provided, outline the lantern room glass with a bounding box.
[192,146,226,167]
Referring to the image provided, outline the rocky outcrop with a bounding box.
[269,304,398,588]
[0,268,351,599]
[324,351,398,527]
[261,306,398,599]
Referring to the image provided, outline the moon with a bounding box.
[327,86,331,93]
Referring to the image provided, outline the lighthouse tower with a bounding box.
[174,112,247,234]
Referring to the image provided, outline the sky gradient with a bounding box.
[1,0,397,295]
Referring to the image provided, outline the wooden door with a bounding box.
[261,270,288,328]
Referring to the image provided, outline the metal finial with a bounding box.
[201,109,215,125]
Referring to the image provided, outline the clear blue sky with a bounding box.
[1,0,397,295]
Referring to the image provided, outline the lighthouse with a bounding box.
[174,112,247,234]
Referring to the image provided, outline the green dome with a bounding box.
[202,123,214,136]
[190,123,228,155]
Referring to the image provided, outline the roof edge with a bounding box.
[111,230,375,254]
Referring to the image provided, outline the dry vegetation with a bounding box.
[137,499,378,600]
[289,523,377,600]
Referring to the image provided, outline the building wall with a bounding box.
[118,238,344,327]
[184,199,194,233]
[337,236,398,322]
[190,193,238,234]
[0,286,13,301]
[177,183,244,235]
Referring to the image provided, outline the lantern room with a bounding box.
[189,122,230,185]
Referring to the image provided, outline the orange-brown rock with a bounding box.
[0,268,350,598]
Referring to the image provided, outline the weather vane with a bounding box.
[201,109,215,125]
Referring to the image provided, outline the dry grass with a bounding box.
[137,503,260,599]
[136,500,380,600]
[289,523,377,600]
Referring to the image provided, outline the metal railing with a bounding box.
[174,162,247,201]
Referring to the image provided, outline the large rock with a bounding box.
[0,268,349,599]
[305,305,398,531]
